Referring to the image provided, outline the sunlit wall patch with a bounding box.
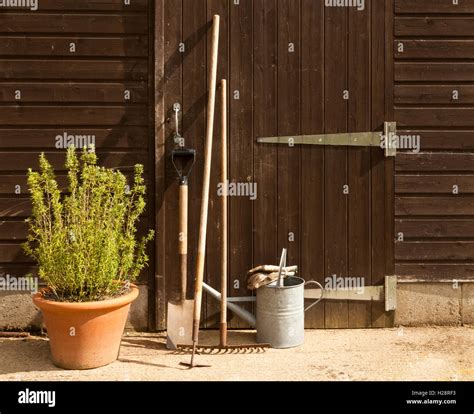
[325,0,365,12]
[0,0,39,12]
[55,132,96,150]
[0,274,38,294]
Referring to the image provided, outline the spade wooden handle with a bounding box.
[179,183,188,301]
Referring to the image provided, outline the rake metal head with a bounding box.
[177,343,270,355]
[178,342,212,369]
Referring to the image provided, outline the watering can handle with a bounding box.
[304,280,324,312]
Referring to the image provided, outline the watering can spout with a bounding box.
[202,282,256,327]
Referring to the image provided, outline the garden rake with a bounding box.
[178,79,270,357]
[179,14,220,369]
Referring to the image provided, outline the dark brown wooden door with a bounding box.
[154,0,395,329]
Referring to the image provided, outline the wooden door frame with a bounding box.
[153,0,166,331]
[385,0,395,280]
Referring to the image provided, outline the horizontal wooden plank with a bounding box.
[395,0,474,14]
[396,197,474,215]
[0,14,148,34]
[0,199,154,220]
[395,40,474,59]
[0,175,67,195]
[3,0,148,12]
[396,63,474,82]
[0,265,37,277]
[395,17,474,37]
[0,82,147,103]
[0,237,152,255]
[395,86,474,104]
[0,173,151,195]
[0,264,150,284]
[0,151,148,172]
[0,218,151,240]
[0,176,33,195]
[0,60,148,81]
[396,108,474,127]
[0,106,148,126]
[0,241,153,263]
[396,241,474,260]
[0,127,149,149]
[396,263,474,280]
[396,153,474,172]
[396,175,474,193]
[0,37,147,58]
[0,198,31,218]
[398,130,474,150]
[0,221,27,240]
[396,219,474,238]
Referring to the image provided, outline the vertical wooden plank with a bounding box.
[229,0,254,328]
[382,0,396,327]
[206,0,229,328]
[301,0,325,328]
[182,0,207,327]
[348,1,372,328]
[324,4,349,329]
[148,0,156,330]
[160,0,183,330]
[371,0,390,328]
[277,0,301,267]
[385,0,395,279]
[254,0,278,267]
[154,0,166,330]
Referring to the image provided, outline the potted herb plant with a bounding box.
[24,147,154,370]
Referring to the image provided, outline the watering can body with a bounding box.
[256,277,323,349]
[256,276,305,348]
[203,278,323,349]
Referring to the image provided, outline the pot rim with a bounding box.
[32,284,139,312]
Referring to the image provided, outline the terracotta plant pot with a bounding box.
[33,285,139,370]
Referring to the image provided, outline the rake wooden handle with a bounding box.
[192,15,220,343]
[220,79,228,347]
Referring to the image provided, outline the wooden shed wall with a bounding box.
[2,0,474,331]
[0,1,155,329]
[394,0,474,281]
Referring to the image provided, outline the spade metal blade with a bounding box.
[166,299,194,350]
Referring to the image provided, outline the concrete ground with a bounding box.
[0,327,472,381]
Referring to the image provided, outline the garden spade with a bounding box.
[166,148,196,350]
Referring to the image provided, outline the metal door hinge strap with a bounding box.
[225,276,397,312]
[257,122,397,157]
[304,275,397,311]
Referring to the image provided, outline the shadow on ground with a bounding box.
[0,331,262,376]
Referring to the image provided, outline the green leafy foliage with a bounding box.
[23,147,154,302]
